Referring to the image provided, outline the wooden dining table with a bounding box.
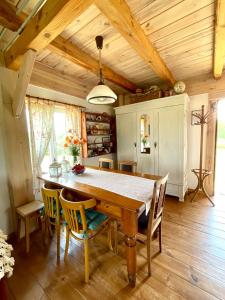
[38,166,160,287]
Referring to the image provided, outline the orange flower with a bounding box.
[64,143,68,148]
[73,139,79,145]
[82,138,87,144]
[66,136,71,143]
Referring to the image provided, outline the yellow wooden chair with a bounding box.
[41,183,63,263]
[60,188,114,283]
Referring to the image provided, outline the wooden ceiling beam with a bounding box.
[95,0,176,85]
[0,1,23,31]
[48,36,138,92]
[30,62,89,99]
[4,0,94,70]
[213,0,225,79]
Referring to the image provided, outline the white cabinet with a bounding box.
[136,111,155,174]
[115,94,189,201]
[116,112,137,161]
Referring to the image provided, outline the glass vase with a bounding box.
[72,156,78,165]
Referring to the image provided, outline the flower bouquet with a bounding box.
[64,130,86,173]
[0,229,14,280]
[64,130,85,164]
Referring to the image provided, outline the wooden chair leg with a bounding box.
[64,228,70,260]
[48,218,53,237]
[84,239,89,283]
[56,223,61,264]
[43,216,48,244]
[17,216,21,241]
[159,223,162,253]
[108,222,113,251]
[108,220,118,253]
[113,220,118,254]
[147,235,151,276]
[25,216,30,253]
[41,216,46,246]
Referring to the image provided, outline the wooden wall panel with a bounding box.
[0,67,34,211]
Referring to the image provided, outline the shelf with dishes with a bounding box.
[82,112,116,158]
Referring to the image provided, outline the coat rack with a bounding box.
[189,105,215,206]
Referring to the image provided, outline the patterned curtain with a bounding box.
[27,97,54,192]
[65,104,82,159]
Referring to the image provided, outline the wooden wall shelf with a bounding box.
[82,112,116,158]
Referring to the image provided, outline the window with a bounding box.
[26,97,81,184]
[41,108,68,173]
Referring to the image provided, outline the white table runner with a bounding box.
[64,168,155,213]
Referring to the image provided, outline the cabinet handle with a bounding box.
[134,142,137,147]
[154,142,157,148]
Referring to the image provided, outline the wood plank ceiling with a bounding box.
[0,0,217,98]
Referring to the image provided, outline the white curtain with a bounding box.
[65,105,82,159]
[27,98,54,191]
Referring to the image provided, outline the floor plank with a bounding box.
[7,194,225,300]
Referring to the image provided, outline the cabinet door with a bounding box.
[116,113,137,162]
[136,111,155,174]
[156,107,183,185]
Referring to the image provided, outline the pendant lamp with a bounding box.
[86,36,117,104]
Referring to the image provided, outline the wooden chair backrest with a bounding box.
[41,183,62,220]
[99,158,114,169]
[60,188,96,233]
[118,161,137,173]
[148,174,168,233]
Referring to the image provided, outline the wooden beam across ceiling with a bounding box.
[31,61,89,99]
[95,0,176,85]
[213,0,225,79]
[48,36,138,92]
[0,1,23,31]
[4,0,94,70]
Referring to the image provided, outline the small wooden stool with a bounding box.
[118,160,137,173]
[16,200,44,253]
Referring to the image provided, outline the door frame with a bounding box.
[205,98,218,196]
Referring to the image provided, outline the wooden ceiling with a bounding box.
[0,0,222,99]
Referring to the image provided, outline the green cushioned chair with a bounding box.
[60,188,113,283]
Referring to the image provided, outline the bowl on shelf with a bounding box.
[72,164,85,175]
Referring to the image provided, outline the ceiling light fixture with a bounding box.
[86,36,117,105]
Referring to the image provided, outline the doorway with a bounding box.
[215,99,225,195]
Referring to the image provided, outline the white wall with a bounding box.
[27,85,114,115]
[187,93,208,189]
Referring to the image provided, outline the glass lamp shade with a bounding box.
[87,83,117,104]
[49,159,62,178]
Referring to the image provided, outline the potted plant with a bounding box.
[0,230,14,300]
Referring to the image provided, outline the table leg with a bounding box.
[122,209,137,287]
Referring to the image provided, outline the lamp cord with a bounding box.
[99,48,104,84]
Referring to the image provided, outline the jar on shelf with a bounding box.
[49,159,62,177]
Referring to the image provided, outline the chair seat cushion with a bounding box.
[39,203,63,218]
[77,209,108,231]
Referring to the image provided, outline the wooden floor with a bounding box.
[7,194,225,300]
